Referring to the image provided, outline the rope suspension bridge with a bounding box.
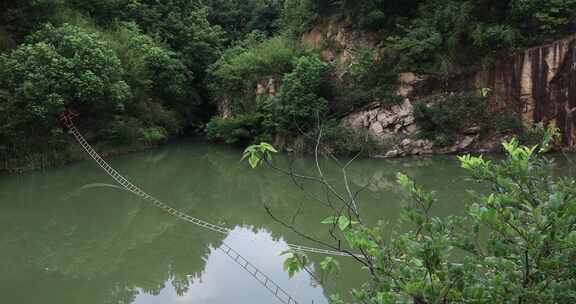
[59,110,362,304]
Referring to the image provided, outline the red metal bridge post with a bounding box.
[58,109,79,128]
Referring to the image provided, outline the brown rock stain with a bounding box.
[475,34,576,147]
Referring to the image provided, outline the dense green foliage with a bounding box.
[0,19,199,166]
[0,0,574,170]
[204,0,282,40]
[206,114,268,145]
[0,24,129,119]
[2,0,575,301]
[0,0,230,169]
[354,141,576,303]
[413,91,490,147]
[249,134,576,303]
[0,23,127,166]
[208,0,574,153]
[266,55,331,131]
[334,47,402,114]
[312,121,382,155]
[207,53,333,145]
[208,34,298,98]
[124,1,226,79]
[283,0,575,73]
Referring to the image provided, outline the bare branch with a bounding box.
[264,205,372,268]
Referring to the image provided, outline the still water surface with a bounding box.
[1,141,541,304]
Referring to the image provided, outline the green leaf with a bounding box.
[567,231,576,245]
[248,153,260,168]
[321,216,338,225]
[396,173,412,190]
[241,151,250,161]
[321,215,353,230]
[320,257,341,276]
[411,258,424,267]
[338,216,351,231]
[259,142,278,153]
[282,255,299,278]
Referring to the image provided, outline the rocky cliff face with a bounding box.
[345,73,487,157]
[475,34,576,146]
[342,33,576,156]
[301,22,377,76]
[218,24,576,156]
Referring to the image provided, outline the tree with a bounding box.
[125,0,226,80]
[104,22,198,128]
[261,55,331,132]
[0,23,132,162]
[245,127,576,303]
[208,34,297,96]
[203,0,282,41]
[0,23,129,120]
[511,0,576,36]
[281,0,319,35]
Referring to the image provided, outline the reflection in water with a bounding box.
[5,141,558,303]
[135,227,328,304]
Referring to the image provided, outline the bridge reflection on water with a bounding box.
[135,227,328,304]
[0,137,482,303]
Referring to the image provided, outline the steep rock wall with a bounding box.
[475,34,576,146]
[342,33,576,155]
[301,22,377,76]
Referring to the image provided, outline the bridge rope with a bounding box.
[67,123,300,304]
[66,121,361,258]
[64,119,366,302]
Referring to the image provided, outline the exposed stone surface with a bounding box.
[437,135,479,154]
[474,34,576,146]
[217,97,232,119]
[256,77,278,97]
[218,24,576,156]
[398,72,421,97]
[301,22,377,69]
[344,34,576,156]
[218,76,278,119]
[345,99,415,140]
[398,138,434,156]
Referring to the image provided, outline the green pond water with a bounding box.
[2,141,568,304]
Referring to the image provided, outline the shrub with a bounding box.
[208,55,332,145]
[205,114,270,145]
[103,117,144,145]
[209,34,298,95]
[332,47,402,114]
[281,0,318,36]
[387,24,444,71]
[105,23,192,103]
[126,3,226,77]
[265,55,331,132]
[470,24,518,51]
[314,121,381,156]
[413,91,490,147]
[140,127,167,144]
[493,109,524,134]
[518,122,557,148]
[208,47,326,146]
[511,0,576,37]
[203,0,282,40]
[130,100,185,137]
[262,136,576,303]
[103,22,200,128]
[350,139,576,303]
